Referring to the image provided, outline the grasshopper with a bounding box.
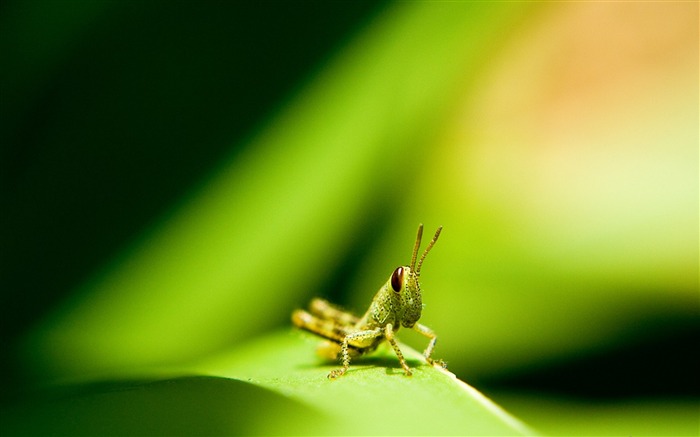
[292,224,444,379]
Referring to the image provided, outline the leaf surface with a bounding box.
[196,330,536,436]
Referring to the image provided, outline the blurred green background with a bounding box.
[1,1,698,435]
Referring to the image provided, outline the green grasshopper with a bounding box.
[292,224,444,379]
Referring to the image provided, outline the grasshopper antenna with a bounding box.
[410,224,424,271]
[416,226,442,275]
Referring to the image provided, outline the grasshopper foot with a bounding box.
[328,368,347,379]
[426,357,447,369]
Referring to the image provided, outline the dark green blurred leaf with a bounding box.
[493,391,699,437]
[2,376,332,436]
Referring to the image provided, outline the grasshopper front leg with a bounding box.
[384,323,412,376]
[413,323,446,368]
[328,327,383,379]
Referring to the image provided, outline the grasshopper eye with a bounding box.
[390,267,404,292]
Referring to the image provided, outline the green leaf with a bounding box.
[3,331,535,436]
[194,330,535,436]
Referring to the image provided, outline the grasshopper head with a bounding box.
[389,224,442,328]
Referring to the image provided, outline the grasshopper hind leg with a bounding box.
[293,301,383,378]
[308,298,360,325]
[292,309,366,361]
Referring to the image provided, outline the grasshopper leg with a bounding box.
[384,323,412,376]
[328,327,382,379]
[413,323,446,368]
[308,298,360,325]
